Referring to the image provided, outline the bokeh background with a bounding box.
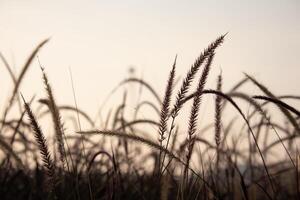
[0,0,299,119]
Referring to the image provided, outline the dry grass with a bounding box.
[0,36,299,200]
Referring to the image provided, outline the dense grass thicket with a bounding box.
[0,35,299,200]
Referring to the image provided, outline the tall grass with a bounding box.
[0,36,299,200]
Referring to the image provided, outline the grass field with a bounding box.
[0,35,299,200]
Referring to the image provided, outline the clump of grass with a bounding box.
[1,36,300,200]
[162,34,226,176]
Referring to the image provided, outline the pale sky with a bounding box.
[0,0,299,119]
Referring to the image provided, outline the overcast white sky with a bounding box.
[0,0,299,118]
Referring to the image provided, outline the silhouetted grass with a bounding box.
[0,36,299,200]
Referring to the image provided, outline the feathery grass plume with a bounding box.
[159,55,177,141]
[158,55,176,171]
[21,94,56,194]
[184,53,215,182]
[214,73,223,196]
[245,73,300,134]
[172,34,225,118]
[39,63,67,171]
[215,73,222,148]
